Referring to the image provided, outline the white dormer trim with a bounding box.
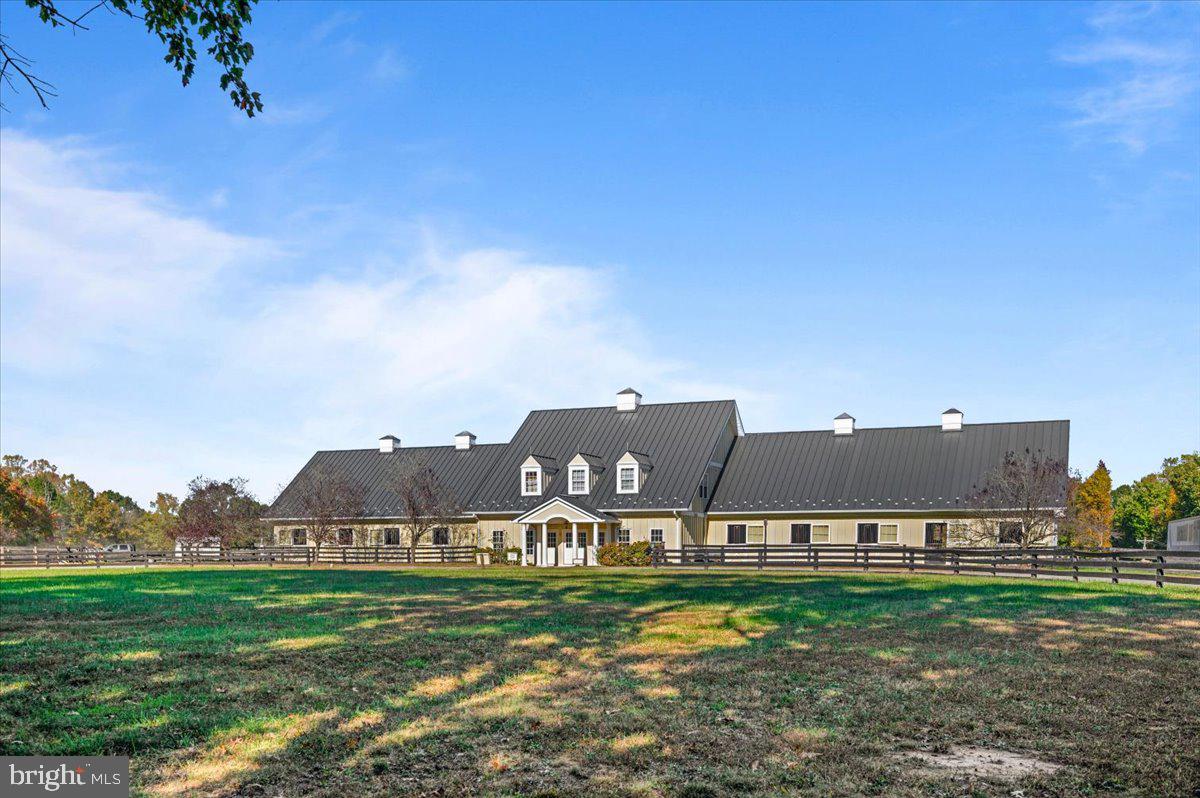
[565,453,603,495]
[616,451,651,494]
[521,454,555,496]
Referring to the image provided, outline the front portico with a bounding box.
[514,496,615,567]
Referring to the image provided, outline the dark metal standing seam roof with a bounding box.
[264,443,507,519]
[707,420,1070,512]
[469,400,738,513]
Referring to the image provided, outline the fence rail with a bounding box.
[0,545,478,569]
[650,544,1200,588]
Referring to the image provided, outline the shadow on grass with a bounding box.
[1,567,1198,796]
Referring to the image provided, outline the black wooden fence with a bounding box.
[650,544,1200,588]
[0,546,478,569]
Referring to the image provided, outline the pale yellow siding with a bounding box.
[703,515,1056,547]
[272,521,477,548]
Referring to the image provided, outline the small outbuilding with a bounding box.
[1167,516,1200,552]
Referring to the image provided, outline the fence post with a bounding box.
[953,552,960,576]
[1072,551,1079,582]
[1031,551,1038,579]
[1111,553,1119,585]
[95,551,101,568]
[1155,554,1164,589]
[908,548,915,573]
[813,547,819,572]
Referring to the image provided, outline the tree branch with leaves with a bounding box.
[3,0,262,115]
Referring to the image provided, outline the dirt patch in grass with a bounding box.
[905,745,1063,780]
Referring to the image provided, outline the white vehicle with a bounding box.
[103,543,136,553]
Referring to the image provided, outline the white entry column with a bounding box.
[540,523,547,567]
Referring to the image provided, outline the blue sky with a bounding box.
[1,1,1197,504]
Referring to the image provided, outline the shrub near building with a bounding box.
[597,540,652,566]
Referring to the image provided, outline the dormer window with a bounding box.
[522,467,542,496]
[566,453,603,495]
[520,454,556,496]
[616,451,652,495]
[570,466,588,495]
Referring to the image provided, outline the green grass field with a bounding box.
[1,567,1197,797]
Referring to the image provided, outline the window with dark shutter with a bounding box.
[432,527,450,546]
[337,528,353,546]
[856,523,879,544]
[791,523,811,544]
[727,524,747,545]
[384,527,400,546]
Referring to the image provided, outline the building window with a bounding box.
[432,527,450,546]
[492,530,505,550]
[525,528,536,557]
[569,466,588,495]
[547,531,558,548]
[618,465,638,493]
[747,523,765,545]
[564,530,574,547]
[998,522,1023,546]
[522,468,541,496]
[650,528,664,546]
[384,527,401,546]
[618,528,631,545]
[857,523,879,545]
[699,480,708,499]
[811,524,830,544]
[879,523,899,545]
[597,529,605,546]
[727,524,747,545]
[949,522,970,546]
[292,528,307,546]
[337,528,353,546]
[791,523,811,544]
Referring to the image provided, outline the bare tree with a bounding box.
[965,449,1070,549]
[389,457,462,563]
[294,467,365,557]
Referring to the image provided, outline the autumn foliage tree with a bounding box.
[1067,461,1114,549]
[0,468,54,546]
[177,476,264,550]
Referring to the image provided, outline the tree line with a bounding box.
[2,450,1197,550]
[0,455,265,549]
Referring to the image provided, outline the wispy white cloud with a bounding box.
[1058,2,1200,153]
[0,131,762,503]
[370,48,410,85]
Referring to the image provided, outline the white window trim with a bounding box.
[617,527,631,544]
[649,527,664,545]
[878,522,901,546]
[810,522,831,545]
[568,465,589,495]
[726,523,748,545]
[521,467,542,496]
[617,464,639,494]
